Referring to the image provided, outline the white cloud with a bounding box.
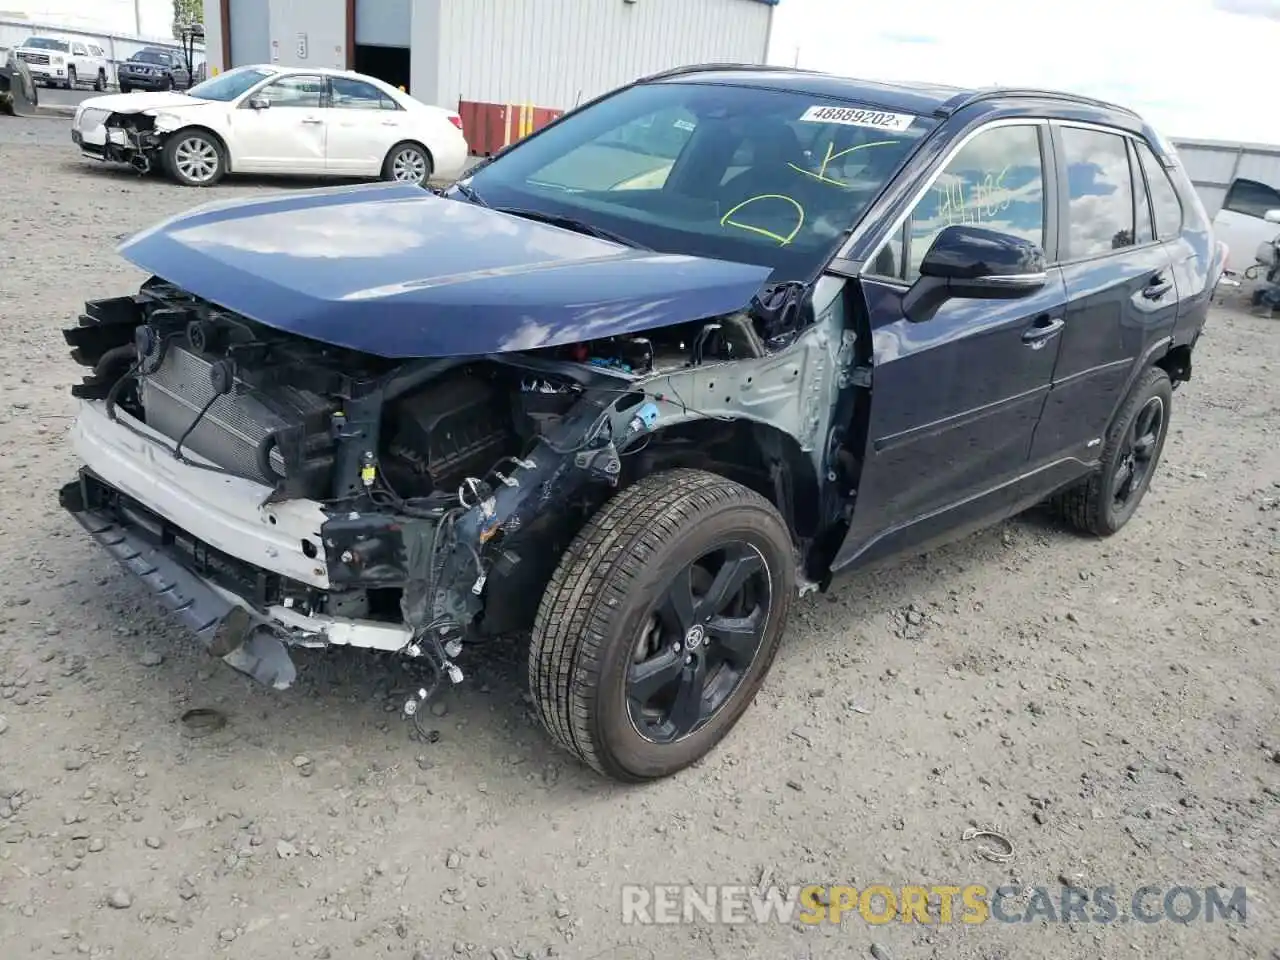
[767,0,1280,144]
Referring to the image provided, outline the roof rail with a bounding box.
[637,62,820,83]
[936,87,1140,119]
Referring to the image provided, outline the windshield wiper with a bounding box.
[452,180,488,207]
[492,207,650,250]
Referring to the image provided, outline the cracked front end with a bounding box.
[58,271,846,693]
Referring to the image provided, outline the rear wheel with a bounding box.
[66,65,76,89]
[382,141,432,186]
[163,129,226,187]
[528,469,796,781]
[1053,366,1173,536]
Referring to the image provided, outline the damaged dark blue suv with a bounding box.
[59,64,1223,781]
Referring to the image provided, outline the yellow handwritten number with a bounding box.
[721,194,806,246]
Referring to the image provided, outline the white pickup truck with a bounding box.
[13,35,110,91]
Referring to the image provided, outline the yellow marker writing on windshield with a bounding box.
[788,139,900,186]
[720,194,805,246]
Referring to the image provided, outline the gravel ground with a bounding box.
[0,143,1278,960]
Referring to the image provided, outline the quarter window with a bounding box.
[1222,177,1280,219]
[899,124,1046,283]
[1060,126,1136,259]
[72,43,87,56]
[257,75,325,108]
[1134,140,1183,239]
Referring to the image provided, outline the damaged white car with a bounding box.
[70,63,469,187]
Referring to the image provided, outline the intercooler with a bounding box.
[140,344,330,485]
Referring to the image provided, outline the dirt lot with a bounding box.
[0,138,1278,960]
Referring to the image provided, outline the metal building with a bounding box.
[203,0,777,150]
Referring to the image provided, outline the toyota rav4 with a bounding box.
[58,65,1223,782]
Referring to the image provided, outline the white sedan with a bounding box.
[70,64,470,188]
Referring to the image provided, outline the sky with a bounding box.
[765,0,1280,145]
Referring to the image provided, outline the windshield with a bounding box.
[465,81,933,280]
[22,37,69,51]
[131,49,172,65]
[186,66,272,102]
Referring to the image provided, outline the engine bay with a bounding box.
[62,269,852,702]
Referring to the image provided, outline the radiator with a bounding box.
[140,345,329,484]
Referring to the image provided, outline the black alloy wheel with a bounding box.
[627,542,771,744]
[1054,366,1173,536]
[529,468,796,782]
[1112,395,1164,513]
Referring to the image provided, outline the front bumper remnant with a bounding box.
[60,478,298,689]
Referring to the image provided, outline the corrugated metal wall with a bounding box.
[1172,137,1280,219]
[419,0,773,112]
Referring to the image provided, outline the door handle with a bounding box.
[380,120,399,127]
[301,117,323,124]
[1142,274,1173,299]
[1022,315,1064,348]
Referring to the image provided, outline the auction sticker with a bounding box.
[798,105,916,132]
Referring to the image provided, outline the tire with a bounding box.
[1053,366,1173,536]
[381,141,432,186]
[529,468,796,782]
[66,66,76,89]
[94,69,105,92]
[164,74,174,91]
[120,82,132,94]
[163,128,226,187]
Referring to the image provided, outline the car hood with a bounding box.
[118,182,775,359]
[82,91,202,113]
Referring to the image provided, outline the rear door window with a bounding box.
[1059,126,1136,259]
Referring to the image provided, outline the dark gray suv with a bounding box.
[59,65,1224,782]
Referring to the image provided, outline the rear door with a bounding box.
[325,76,402,175]
[1029,123,1180,462]
[231,73,328,172]
[838,120,1069,567]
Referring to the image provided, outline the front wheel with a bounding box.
[119,82,132,93]
[94,69,105,92]
[1053,366,1173,536]
[163,129,226,186]
[529,469,797,782]
[382,141,432,186]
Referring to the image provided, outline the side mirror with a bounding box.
[1264,208,1280,224]
[248,96,270,110]
[902,225,1047,322]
